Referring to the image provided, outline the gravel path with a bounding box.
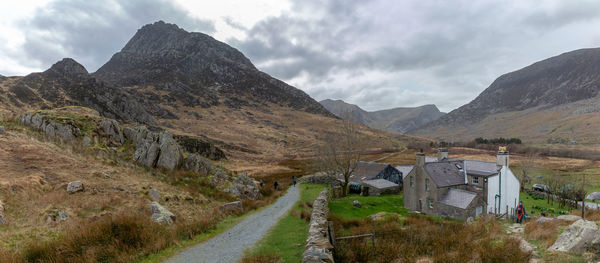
[164,186,300,263]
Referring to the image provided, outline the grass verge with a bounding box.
[242,184,326,263]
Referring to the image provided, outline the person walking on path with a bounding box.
[292,176,297,187]
[516,201,526,223]
[274,181,279,191]
[259,179,263,187]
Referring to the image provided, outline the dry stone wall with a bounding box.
[302,189,334,263]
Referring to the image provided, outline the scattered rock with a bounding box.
[46,209,69,223]
[148,188,161,201]
[465,217,474,224]
[183,153,214,175]
[81,134,92,147]
[0,201,8,225]
[220,201,243,212]
[150,202,176,225]
[67,181,84,194]
[549,219,599,253]
[370,212,388,221]
[536,216,556,225]
[0,126,5,135]
[557,215,581,222]
[352,200,361,208]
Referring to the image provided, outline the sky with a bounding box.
[2,0,600,112]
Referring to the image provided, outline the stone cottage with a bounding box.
[337,161,403,195]
[402,148,520,220]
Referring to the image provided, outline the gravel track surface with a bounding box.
[164,186,300,263]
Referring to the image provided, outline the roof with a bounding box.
[363,179,399,189]
[423,162,466,187]
[464,160,499,177]
[353,161,389,179]
[438,188,477,209]
[395,165,414,179]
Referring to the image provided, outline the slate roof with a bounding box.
[464,160,499,177]
[423,162,466,187]
[363,179,399,189]
[438,188,477,209]
[395,165,415,179]
[345,161,390,183]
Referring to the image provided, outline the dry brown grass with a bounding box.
[524,219,570,248]
[332,214,530,263]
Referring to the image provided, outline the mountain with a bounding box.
[320,99,445,133]
[0,21,418,167]
[414,48,600,144]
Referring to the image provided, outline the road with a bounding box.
[164,186,300,263]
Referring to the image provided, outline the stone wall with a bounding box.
[302,189,334,263]
[299,173,341,187]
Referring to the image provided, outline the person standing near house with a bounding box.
[516,201,526,223]
[274,181,279,191]
[292,176,297,187]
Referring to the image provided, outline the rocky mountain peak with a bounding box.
[46,58,89,79]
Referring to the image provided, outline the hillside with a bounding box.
[0,21,417,173]
[414,48,600,144]
[320,99,445,134]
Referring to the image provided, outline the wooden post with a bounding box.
[582,173,586,219]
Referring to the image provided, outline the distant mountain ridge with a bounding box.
[320,99,445,133]
[414,48,600,144]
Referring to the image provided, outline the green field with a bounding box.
[520,192,572,217]
[245,183,326,262]
[329,193,409,220]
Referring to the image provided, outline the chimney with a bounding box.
[416,150,425,167]
[497,146,509,167]
[437,148,448,161]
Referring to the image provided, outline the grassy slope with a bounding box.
[329,194,409,220]
[246,184,325,263]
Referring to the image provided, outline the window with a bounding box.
[410,176,414,187]
[425,179,429,191]
[428,199,434,209]
[472,176,479,184]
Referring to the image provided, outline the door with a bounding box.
[418,200,422,212]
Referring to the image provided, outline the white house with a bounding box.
[485,150,520,215]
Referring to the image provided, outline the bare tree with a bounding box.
[316,114,364,196]
[517,153,536,191]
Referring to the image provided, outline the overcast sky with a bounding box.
[2,0,600,112]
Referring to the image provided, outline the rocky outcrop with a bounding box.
[132,127,183,170]
[183,153,214,175]
[67,181,84,194]
[227,173,260,200]
[302,189,334,263]
[176,135,226,161]
[20,112,82,141]
[557,215,581,222]
[549,219,599,253]
[99,119,124,145]
[150,202,176,225]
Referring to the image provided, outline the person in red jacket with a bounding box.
[516,201,526,223]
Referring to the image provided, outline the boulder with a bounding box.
[148,188,161,201]
[133,128,160,167]
[220,201,243,212]
[210,169,229,187]
[353,200,362,208]
[0,201,8,225]
[67,181,84,194]
[230,173,260,200]
[535,216,556,225]
[183,153,214,175]
[122,127,136,141]
[99,119,124,145]
[549,219,599,253]
[557,215,581,222]
[156,131,183,170]
[150,202,176,225]
[585,235,600,254]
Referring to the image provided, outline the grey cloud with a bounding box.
[15,0,214,72]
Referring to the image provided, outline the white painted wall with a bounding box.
[486,166,520,215]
